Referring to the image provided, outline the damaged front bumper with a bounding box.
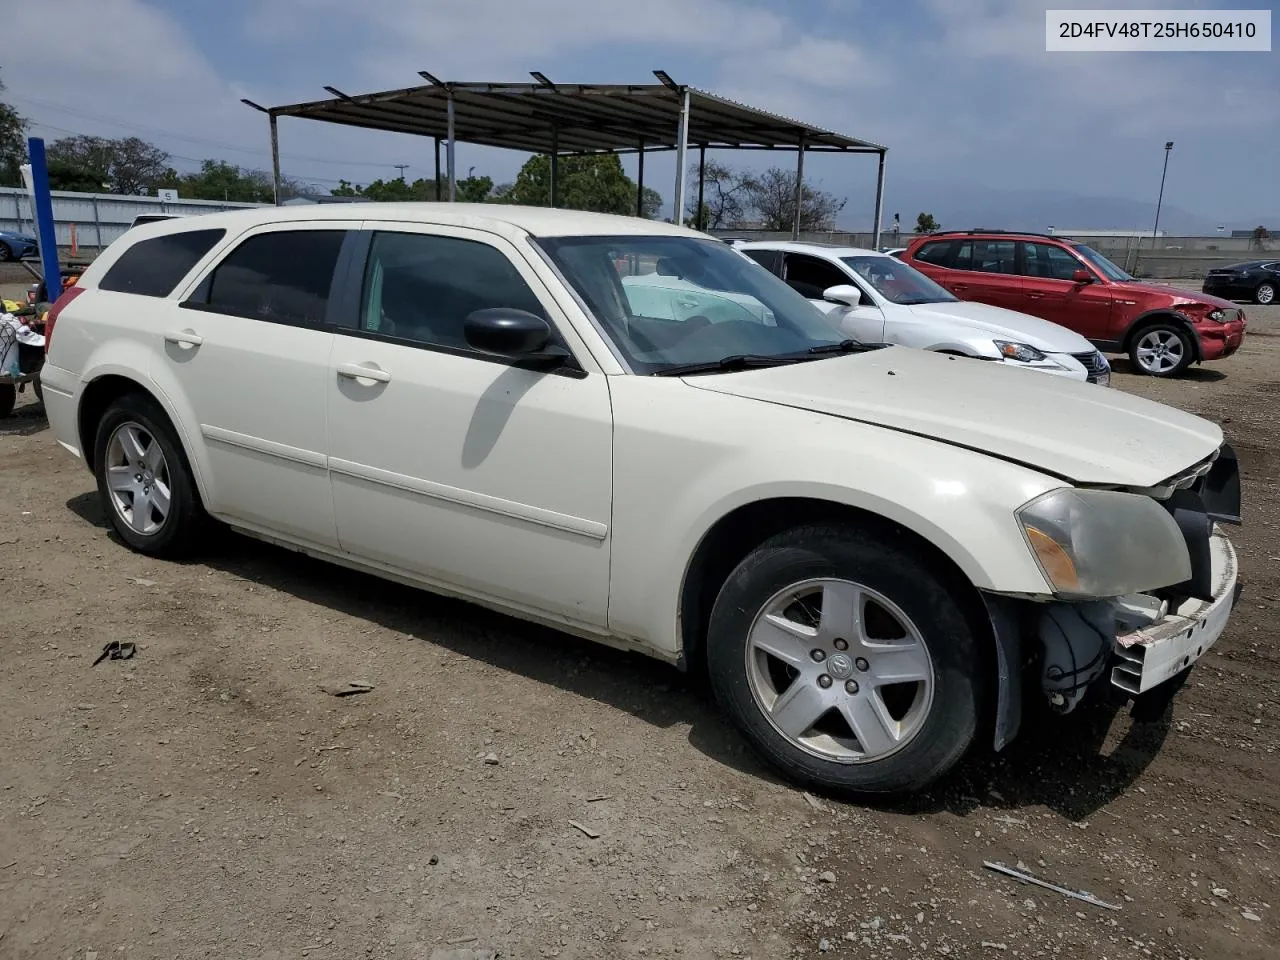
[986,528,1240,750]
[1110,532,1239,697]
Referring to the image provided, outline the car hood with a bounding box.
[1116,280,1238,311]
[902,301,1094,352]
[685,347,1222,487]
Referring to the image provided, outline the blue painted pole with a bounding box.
[27,137,62,298]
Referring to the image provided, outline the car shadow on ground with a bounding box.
[1109,359,1227,382]
[65,490,1174,817]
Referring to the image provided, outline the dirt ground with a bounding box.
[2,279,1277,960]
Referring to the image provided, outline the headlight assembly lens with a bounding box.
[1207,309,1225,321]
[993,340,1047,362]
[1017,488,1191,598]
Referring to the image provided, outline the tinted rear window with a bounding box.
[913,240,953,266]
[199,230,346,327]
[99,229,226,298]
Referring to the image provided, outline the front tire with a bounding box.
[93,393,204,558]
[1129,322,1193,377]
[0,384,15,418]
[706,523,986,797]
[1256,282,1276,306]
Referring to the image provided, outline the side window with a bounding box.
[913,240,953,267]
[99,228,226,297]
[970,240,1016,275]
[1022,241,1084,281]
[952,241,973,270]
[359,231,547,351]
[741,249,783,275]
[198,229,345,326]
[783,254,849,299]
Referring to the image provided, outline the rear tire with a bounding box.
[706,523,986,797]
[0,244,12,263]
[1129,322,1193,377]
[0,384,14,418]
[93,393,205,558]
[1256,282,1276,306]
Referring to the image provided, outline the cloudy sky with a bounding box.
[3,0,1277,228]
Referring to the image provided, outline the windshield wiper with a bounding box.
[652,354,808,377]
[806,339,885,355]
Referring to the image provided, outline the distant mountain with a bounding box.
[856,181,1269,236]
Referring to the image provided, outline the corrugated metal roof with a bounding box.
[259,74,885,156]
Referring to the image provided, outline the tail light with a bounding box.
[43,285,85,352]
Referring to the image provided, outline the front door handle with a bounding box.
[1027,292,1044,299]
[949,283,968,292]
[163,329,203,347]
[336,361,392,383]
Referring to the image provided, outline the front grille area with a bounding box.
[1072,350,1109,382]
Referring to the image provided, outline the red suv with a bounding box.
[902,230,1247,377]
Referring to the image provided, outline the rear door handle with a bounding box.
[1027,292,1044,299]
[336,361,392,383]
[163,329,203,347]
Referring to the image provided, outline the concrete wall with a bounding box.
[712,230,1277,279]
[0,187,265,253]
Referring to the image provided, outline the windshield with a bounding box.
[535,235,849,373]
[1071,243,1133,282]
[839,255,958,305]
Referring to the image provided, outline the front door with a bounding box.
[782,252,886,342]
[165,223,347,549]
[1018,241,1115,341]
[324,224,613,629]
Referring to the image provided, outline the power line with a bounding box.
[11,93,407,170]
[25,120,352,186]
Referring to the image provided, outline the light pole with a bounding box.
[1152,141,1173,243]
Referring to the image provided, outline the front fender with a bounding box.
[605,378,1060,656]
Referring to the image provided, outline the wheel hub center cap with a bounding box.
[826,653,855,680]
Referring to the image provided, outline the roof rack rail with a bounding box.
[959,228,1062,239]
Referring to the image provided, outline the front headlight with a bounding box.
[993,340,1047,363]
[1207,309,1225,321]
[1017,488,1191,598]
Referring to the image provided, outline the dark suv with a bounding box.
[903,230,1246,377]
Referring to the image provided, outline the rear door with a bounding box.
[1017,240,1114,340]
[943,238,1027,312]
[166,223,348,549]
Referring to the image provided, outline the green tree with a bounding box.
[331,174,493,203]
[499,154,644,215]
[915,212,940,234]
[177,160,273,202]
[640,186,663,220]
[746,167,846,232]
[0,71,27,187]
[47,158,108,192]
[47,135,173,195]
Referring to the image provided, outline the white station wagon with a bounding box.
[40,204,1242,796]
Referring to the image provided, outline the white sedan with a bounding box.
[736,240,1111,385]
[40,204,1238,797]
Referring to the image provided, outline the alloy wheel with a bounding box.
[745,578,935,763]
[104,421,172,536]
[1135,329,1185,374]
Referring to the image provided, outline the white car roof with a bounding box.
[132,203,708,242]
[735,240,883,259]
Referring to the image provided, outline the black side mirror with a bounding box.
[463,308,578,373]
[464,308,552,355]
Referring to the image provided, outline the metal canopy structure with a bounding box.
[244,70,888,245]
